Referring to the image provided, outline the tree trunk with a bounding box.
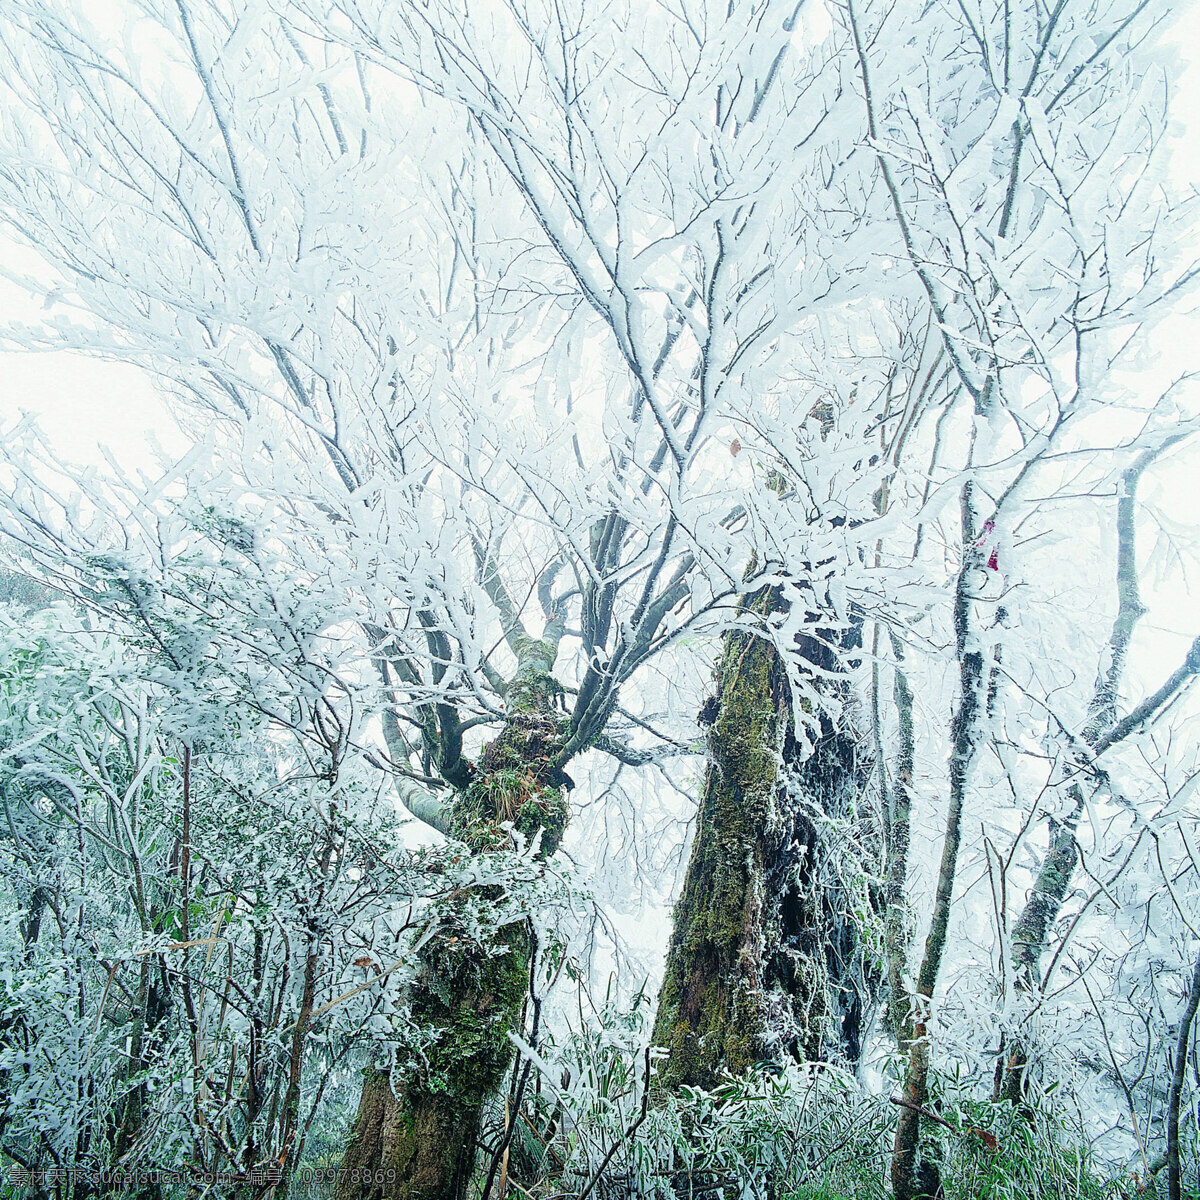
[883,647,916,1051]
[996,449,1156,1104]
[337,655,570,1200]
[1167,947,1200,1200]
[653,589,873,1089]
[337,920,530,1200]
[994,798,1081,1103]
[767,626,874,1068]
[892,484,987,1200]
[651,595,785,1090]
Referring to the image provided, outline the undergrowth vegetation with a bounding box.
[455,1000,1152,1200]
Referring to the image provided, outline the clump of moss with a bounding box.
[410,919,531,1102]
[456,711,570,858]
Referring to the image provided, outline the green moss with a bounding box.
[507,637,562,711]
[785,1190,856,1200]
[412,921,530,1102]
[403,702,568,1104]
[652,590,786,1090]
[513,786,569,852]
[338,1061,498,1200]
[456,711,570,858]
[338,919,533,1198]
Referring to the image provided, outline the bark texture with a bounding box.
[995,802,1081,1103]
[652,589,873,1089]
[765,627,874,1067]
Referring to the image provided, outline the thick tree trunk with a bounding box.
[337,920,530,1200]
[651,596,785,1090]
[766,632,874,1067]
[339,1070,485,1200]
[337,657,569,1200]
[652,589,872,1089]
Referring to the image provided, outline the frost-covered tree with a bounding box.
[838,0,1198,1192]
[0,486,564,1192]
[0,0,815,1189]
[0,0,1198,1198]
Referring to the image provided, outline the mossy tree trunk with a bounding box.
[651,593,784,1090]
[337,647,570,1200]
[336,917,535,1200]
[652,588,873,1089]
[994,799,1082,1104]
